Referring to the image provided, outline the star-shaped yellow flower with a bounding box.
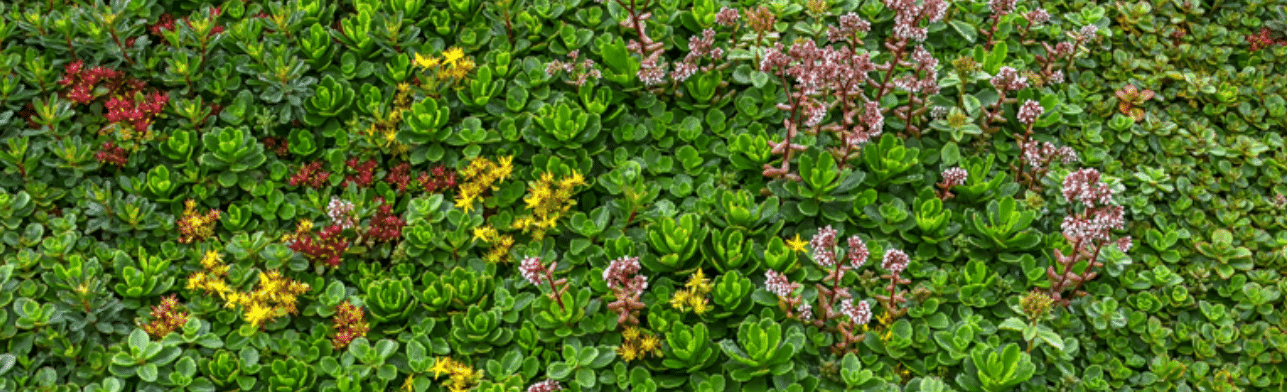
[414,52,440,69]
[429,357,454,379]
[786,234,808,253]
[442,47,465,65]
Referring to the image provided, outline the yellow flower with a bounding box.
[639,334,662,355]
[495,155,514,180]
[617,343,638,362]
[786,234,808,254]
[185,272,206,291]
[201,251,223,269]
[414,52,441,69]
[244,302,275,327]
[622,326,640,341]
[296,219,314,233]
[472,226,498,242]
[429,357,454,379]
[455,192,478,213]
[442,47,465,65]
[690,297,710,316]
[670,289,691,310]
[559,170,586,188]
[686,269,714,296]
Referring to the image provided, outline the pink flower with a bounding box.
[715,7,740,27]
[988,0,1018,16]
[840,299,871,325]
[604,256,647,293]
[1017,100,1044,125]
[846,236,868,268]
[990,66,1029,92]
[527,379,563,392]
[882,249,909,274]
[520,256,547,286]
[942,167,968,187]
[764,269,799,297]
[810,226,839,267]
[796,303,813,320]
[1025,9,1050,25]
[1062,168,1114,208]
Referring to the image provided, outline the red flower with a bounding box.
[290,162,331,188]
[368,200,405,243]
[95,142,129,167]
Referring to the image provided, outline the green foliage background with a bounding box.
[0,0,1285,391]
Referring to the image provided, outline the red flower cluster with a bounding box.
[386,162,415,192]
[95,142,129,167]
[406,163,463,192]
[104,92,169,132]
[343,158,379,188]
[386,162,460,194]
[290,162,330,188]
[262,137,290,157]
[367,199,405,243]
[59,61,169,133]
[289,224,349,268]
[1247,28,1287,52]
[58,61,130,105]
[140,295,189,339]
[331,301,370,350]
[150,8,225,39]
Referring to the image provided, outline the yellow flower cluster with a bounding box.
[670,269,715,315]
[186,251,311,328]
[360,94,409,155]
[455,156,513,213]
[617,326,663,362]
[414,47,477,92]
[177,199,220,244]
[512,170,586,240]
[472,225,514,263]
[428,357,482,392]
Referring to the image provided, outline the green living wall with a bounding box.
[0,0,1286,391]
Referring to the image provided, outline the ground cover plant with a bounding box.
[0,0,1286,391]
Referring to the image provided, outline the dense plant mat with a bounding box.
[1,0,1286,391]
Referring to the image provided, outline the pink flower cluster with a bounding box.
[884,0,947,42]
[604,255,648,325]
[881,249,909,274]
[545,50,602,87]
[1060,169,1131,252]
[988,0,1018,17]
[715,7,739,27]
[840,298,871,325]
[990,66,1029,92]
[527,379,563,392]
[520,256,551,286]
[1021,140,1078,169]
[764,269,800,297]
[1024,9,1051,25]
[603,256,647,293]
[808,226,870,269]
[942,167,968,187]
[891,46,941,95]
[827,13,872,43]
[327,198,357,230]
[1062,169,1115,208]
[1017,100,1044,125]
